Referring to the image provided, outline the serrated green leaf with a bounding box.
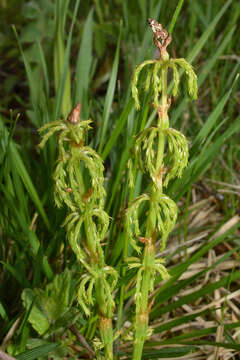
[22,269,72,335]
[36,268,71,322]
[22,288,50,335]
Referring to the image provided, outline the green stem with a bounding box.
[84,216,97,259]
[133,241,155,359]
[96,274,113,359]
[132,192,156,360]
[99,317,114,360]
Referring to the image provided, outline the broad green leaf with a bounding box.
[22,269,71,335]
[36,268,71,321]
[22,288,50,335]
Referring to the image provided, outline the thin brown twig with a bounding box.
[69,325,95,358]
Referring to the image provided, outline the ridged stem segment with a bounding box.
[84,216,114,360]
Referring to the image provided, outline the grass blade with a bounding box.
[187,0,232,63]
[0,118,50,229]
[54,0,81,120]
[74,8,94,115]
[98,25,122,153]
[168,0,185,34]
[16,343,59,360]
[191,76,238,155]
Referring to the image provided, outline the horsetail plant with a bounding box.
[127,19,198,359]
[39,103,118,360]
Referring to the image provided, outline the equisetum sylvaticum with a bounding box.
[127,19,198,360]
[39,104,117,360]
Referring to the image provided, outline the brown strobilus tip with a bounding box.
[67,103,82,124]
[147,18,172,54]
